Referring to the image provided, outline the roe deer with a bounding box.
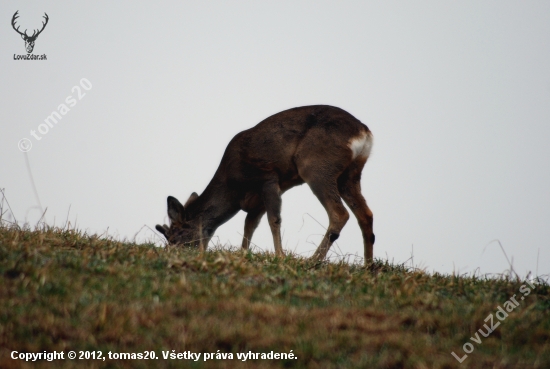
[156,105,375,264]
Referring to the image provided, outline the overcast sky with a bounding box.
[2,1,549,278]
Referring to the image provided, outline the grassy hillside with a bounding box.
[0,225,549,368]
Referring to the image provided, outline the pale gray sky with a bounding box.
[2,1,549,278]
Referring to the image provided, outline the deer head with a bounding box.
[12,11,49,54]
[156,193,207,247]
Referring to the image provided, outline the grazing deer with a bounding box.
[156,105,375,263]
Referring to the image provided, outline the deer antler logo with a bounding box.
[11,11,49,54]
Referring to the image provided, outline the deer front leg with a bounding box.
[261,180,284,257]
[241,207,265,250]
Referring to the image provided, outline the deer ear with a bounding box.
[21,34,26,40]
[184,192,199,208]
[167,196,185,223]
[155,224,168,236]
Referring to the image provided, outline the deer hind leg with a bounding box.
[338,161,374,265]
[241,206,265,250]
[261,180,284,257]
[305,177,350,262]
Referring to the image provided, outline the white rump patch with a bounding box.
[348,132,373,160]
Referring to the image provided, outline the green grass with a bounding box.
[0,224,549,368]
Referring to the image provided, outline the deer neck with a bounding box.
[185,177,240,232]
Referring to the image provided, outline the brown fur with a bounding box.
[156,105,375,264]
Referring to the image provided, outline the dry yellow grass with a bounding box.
[0,224,549,368]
